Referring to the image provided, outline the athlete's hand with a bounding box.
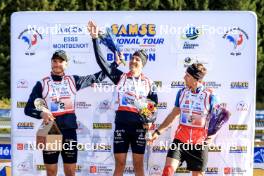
[143,123,152,130]
[40,111,55,124]
[204,135,215,145]
[147,132,159,145]
[87,21,99,39]
[115,51,124,65]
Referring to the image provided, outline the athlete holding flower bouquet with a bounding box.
[88,21,158,176]
[134,99,157,140]
[149,63,230,176]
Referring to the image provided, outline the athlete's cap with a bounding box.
[133,49,148,67]
[186,63,207,81]
[51,50,68,62]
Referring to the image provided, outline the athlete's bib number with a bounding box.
[50,98,73,112]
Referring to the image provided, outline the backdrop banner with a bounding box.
[11,11,257,176]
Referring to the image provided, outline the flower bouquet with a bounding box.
[208,104,231,136]
[134,99,157,140]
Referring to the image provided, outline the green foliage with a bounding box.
[256,102,264,109]
[0,0,263,104]
[0,98,10,109]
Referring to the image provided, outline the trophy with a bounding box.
[34,98,49,112]
[34,98,62,151]
[98,27,126,66]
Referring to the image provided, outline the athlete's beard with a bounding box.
[51,69,64,76]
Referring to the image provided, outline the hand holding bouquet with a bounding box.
[208,104,231,136]
[134,99,157,140]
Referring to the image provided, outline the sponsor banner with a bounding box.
[11,11,257,176]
